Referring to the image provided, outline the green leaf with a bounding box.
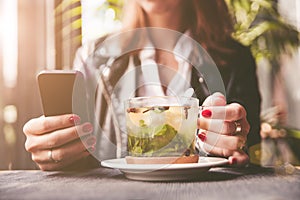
[127,123,194,157]
[287,129,300,139]
[227,0,299,69]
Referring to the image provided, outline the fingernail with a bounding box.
[82,123,93,133]
[232,157,237,165]
[70,115,81,124]
[198,132,206,142]
[86,136,96,146]
[201,109,212,118]
[88,146,95,152]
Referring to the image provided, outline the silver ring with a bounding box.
[48,149,60,163]
[234,121,242,134]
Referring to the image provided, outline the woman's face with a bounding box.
[135,0,183,15]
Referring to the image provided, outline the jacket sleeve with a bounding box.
[226,46,261,148]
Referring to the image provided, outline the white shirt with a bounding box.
[138,31,193,97]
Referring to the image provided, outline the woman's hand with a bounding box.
[23,114,96,171]
[197,92,250,166]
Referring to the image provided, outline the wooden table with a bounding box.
[0,165,299,200]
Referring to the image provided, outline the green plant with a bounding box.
[225,0,299,71]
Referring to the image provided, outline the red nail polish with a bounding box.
[198,132,206,142]
[232,157,237,165]
[70,115,80,124]
[201,109,212,118]
[88,146,95,152]
[82,124,93,133]
[86,136,96,146]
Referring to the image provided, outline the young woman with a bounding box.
[23,0,261,170]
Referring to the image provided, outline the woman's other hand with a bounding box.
[23,114,96,171]
[197,92,250,166]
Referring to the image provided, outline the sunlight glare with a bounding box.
[1,0,18,88]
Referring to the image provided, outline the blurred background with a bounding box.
[0,0,299,170]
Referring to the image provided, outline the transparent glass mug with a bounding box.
[124,96,199,164]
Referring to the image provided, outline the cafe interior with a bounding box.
[0,0,299,174]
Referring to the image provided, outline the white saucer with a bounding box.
[101,157,228,181]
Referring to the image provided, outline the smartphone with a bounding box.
[37,70,86,117]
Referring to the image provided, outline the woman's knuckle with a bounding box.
[25,138,37,152]
[23,118,39,133]
[41,119,51,131]
[222,148,231,157]
[24,139,31,151]
[230,103,245,118]
[235,106,243,118]
[46,134,60,148]
[23,122,31,135]
[52,136,60,147]
[31,154,39,162]
[55,149,64,161]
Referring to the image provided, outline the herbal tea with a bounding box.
[125,103,198,158]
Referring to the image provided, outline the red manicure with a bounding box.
[69,115,80,124]
[88,146,95,152]
[86,136,96,146]
[83,124,93,133]
[198,132,207,142]
[201,109,212,118]
[232,157,237,165]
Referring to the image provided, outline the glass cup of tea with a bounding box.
[124,96,200,164]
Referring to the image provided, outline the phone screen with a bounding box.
[37,70,83,116]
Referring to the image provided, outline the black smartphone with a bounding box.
[37,70,87,117]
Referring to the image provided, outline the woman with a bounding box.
[23,0,261,170]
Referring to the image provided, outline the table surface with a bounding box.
[0,165,299,200]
